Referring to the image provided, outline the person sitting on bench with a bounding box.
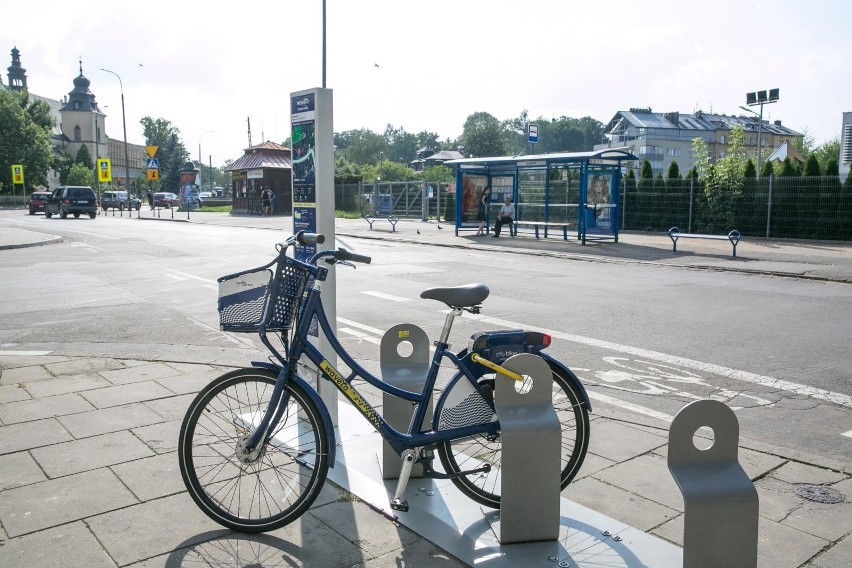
[492,195,515,238]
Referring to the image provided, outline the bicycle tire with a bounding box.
[178,367,329,532]
[436,360,590,509]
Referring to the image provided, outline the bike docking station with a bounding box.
[326,346,685,566]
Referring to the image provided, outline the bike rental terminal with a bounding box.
[445,148,638,244]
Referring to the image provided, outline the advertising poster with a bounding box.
[461,174,488,223]
[291,93,317,261]
[587,173,613,230]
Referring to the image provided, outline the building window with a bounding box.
[74,125,81,141]
[666,147,680,157]
[719,135,726,144]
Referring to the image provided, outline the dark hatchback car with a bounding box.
[28,191,52,215]
[45,186,98,219]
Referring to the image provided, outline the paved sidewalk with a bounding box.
[1,212,851,566]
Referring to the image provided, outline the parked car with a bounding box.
[101,191,142,211]
[153,192,179,208]
[28,191,52,215]
[197,191,213,207]
[45,186,98,219]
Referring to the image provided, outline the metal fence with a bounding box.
[620,176,852,240]
[335,181,452,221]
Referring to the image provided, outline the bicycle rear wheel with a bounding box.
[178,368,329,532]
[436,360,590,509]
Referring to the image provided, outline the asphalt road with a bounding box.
[1,210,851,467]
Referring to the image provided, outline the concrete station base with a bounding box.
[327,405,683,567]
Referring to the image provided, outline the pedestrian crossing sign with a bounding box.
[98,159,112,182]
[147,169,159,181]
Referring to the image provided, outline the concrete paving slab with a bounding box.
[22,373,112,397]
[584,418,667,463]
[44,357,125,377]
[0,383,32,403]
[562,476,681,533]
[0,450,47,490]
[110,451,185,501]
[592,453,684,511]
[0,363,56,385]
[132,419,181,454]
[572,451,616,480]
[56,402,165,438]
[155,373,216,395]
[353,536,468,567]
[781,495,852,542]
[757,516,830,568]
[30,429,155,477]
[0,418,72,453]
[772,460,849,485]
[0,521,116,568]
[143,392,196,421]
[0,467,137,537]
[0,392,95,424]
[79,380,176,408]
[755,476,806,523]
[99,361,184,386]
[809,534,852,568]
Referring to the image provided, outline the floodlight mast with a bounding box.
[743,88,780,179]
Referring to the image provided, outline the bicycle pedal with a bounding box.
[390,498,409,512]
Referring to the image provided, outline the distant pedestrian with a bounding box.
[492,195,515,238]
[476,186,489,236]
[261,187,271,216]
[147,189,154,211]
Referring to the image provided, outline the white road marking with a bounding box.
[338,328,381,345]
[166,269,217,285]
[0,350,53,356]
[362,291,410,302]
[337,317,385,336]
[842,430,852,439]
[587,390,674,423]
[466,313,852,409]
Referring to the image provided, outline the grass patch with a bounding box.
[336,209,365,219]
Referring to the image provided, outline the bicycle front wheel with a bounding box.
[178,368,329,532]
[436,360,590,509]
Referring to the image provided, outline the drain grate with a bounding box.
[794,484,845,504]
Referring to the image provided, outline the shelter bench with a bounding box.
[512,221,571,240]
[668,227,741,257]
[363,214,399,232]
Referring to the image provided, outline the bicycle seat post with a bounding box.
[437,307,463,345]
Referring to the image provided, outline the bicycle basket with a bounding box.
[217,257,310,332]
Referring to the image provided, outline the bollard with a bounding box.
[380,323,432,479]
[668,399,759,568]
[494,353,561,544]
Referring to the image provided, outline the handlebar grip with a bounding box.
[339,248,371,264]
[297,232,326,245]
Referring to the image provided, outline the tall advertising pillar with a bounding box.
[291,88,338,423]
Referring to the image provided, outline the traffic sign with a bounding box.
[146,158,159,169]
[98,158,112,182]
[145,146,159,158]
[11,164,24,184]
[147,169,159,181]
[528,124,539,144]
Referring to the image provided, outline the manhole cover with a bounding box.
[794,484,844,504]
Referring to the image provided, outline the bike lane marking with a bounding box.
[466,313,852,410]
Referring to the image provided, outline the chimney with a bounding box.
[774,120,782,126]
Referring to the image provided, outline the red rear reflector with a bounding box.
[542,334,552,347]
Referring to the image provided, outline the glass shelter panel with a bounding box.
[517,168,547,222]
[546,165,580,227]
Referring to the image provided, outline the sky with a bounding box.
[2,1,849,167]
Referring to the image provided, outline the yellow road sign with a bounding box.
[12,164,24,184]
[98,159,112,182]
[147,169,159,181]
[145,146,159,158]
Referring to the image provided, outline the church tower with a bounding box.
[59,59,106,166]
[6,47,28,91]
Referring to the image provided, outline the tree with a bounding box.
[334,128,386,165]
[803,154,821,177]
[459,112,507,158]
[140,117,189,191]
[75,144,93,169]
[760,159,774,178]
[419,164,453,183]
[66,163,94,186]
[743,159,756,178]
[667,160,681,180]
[812,137,841,173]
[0,90,54,192]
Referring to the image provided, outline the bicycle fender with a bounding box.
[251,361,337,467]
[539,353,593,412]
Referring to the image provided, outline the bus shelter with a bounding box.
[445,149,638,244]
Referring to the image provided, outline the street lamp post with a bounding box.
[198,130,215,191]
[101,68,132,215]
[741,88,779,179]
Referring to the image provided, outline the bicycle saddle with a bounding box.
[420,283,489,308]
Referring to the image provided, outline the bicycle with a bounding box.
[178,231,591,533]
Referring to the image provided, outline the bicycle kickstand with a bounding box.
[390,448,418,512]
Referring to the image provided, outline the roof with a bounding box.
[604,109,801,137]
[225,141,292,171]
[444,148,638,167]
[766,140,806,164]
